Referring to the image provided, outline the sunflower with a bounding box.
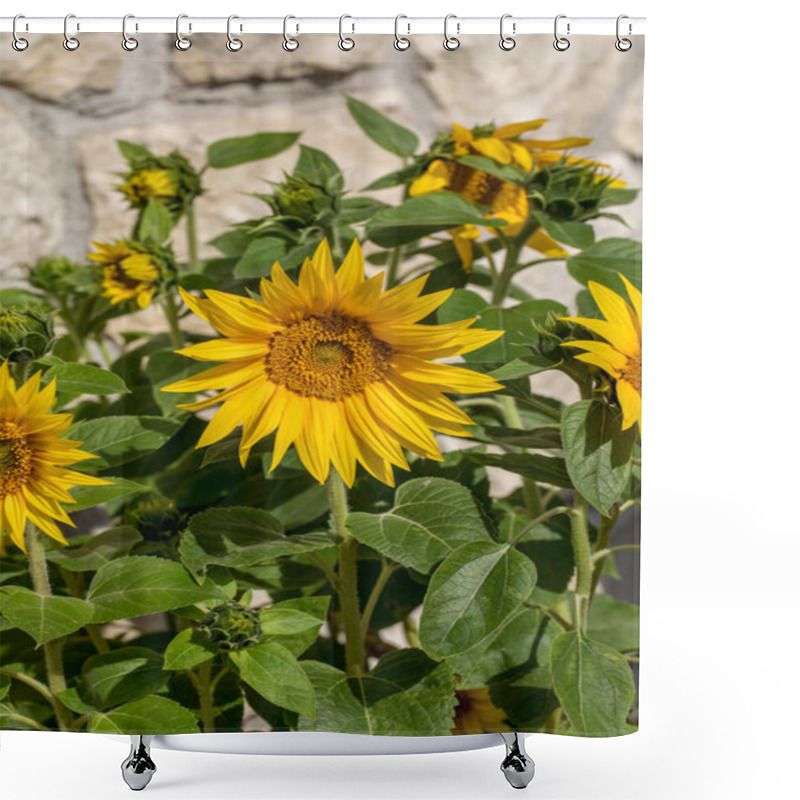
[561,275,642,431]
[162,239,502,487]
[87,240,163,309]
[452,687,510,734]
[119,168,177,208]
[0,361,110,551]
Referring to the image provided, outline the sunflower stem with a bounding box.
[25,525,73,732]
[163,292,185,349]
[491,220,539,305]
[589,508,619,603]
[186,203,200,273]
[386,245,405,289]
[569,495,592,634]
[327,471,366,677]
[188,662,216,732]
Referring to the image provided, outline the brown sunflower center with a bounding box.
[620,350,642,394]
[443,161,508,209]
[265,313,392,400]
[0,421,34,498]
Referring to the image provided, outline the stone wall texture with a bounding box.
[1,33,643,319]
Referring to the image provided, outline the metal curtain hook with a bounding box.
[122,14,138,51]
[615,14,632,51]
[338,14,355,51]
[553,14,570,51]
[283,15,299,51]
[175,14,192,50]
[499,14,516,51]
[12,14,29,51]
[394,15,410,51]
[227,15,243,51]
[63,13,80,51]
[443,14,460,51]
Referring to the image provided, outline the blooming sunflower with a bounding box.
[119,168,177,208]
[0,361,110,551]
[409,120,605,271]
[162,239,502,487]
[561,275,642,431]
[452,687,510,734]
[87,240,163,309]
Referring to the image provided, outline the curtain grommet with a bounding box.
[394,15,411,51]
[226,15,243,51]
[63,13,80,51]
[11,14,29,51]
[175,14,192,51]
[338,14,355,51]
[553,14,570,51]
[443,14,460,51]
[615,15,632,51]
[283,15,299,52]
[121,14,138,51]
[499,14,516,51]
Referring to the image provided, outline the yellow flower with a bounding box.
[119,168,177,207]
[561,276,642,431]
[0,361,110,551]
[87,241,161,309]
[452,687,510,734]
[162,239,502,487]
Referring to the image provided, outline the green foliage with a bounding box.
[206,132,300,169]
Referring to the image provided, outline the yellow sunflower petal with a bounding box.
[616,379,642,431]
[493,119,549,139]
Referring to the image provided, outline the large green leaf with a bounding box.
[297,650,456,736]
[345,95,419,157]
[259,597,330,658]
[87,556,225,623]
[136,199,174,244]
[48,363,128,402]
[347,478,493,574]
[70,415,182,470]
[588,594,640,654]
[47,526,142,572]
[461,306,532,366]
[549,631,635,736]
[206,132,300,169]
[0,586,94,646]
[229,641,315,717]
[419,541,537,659]
[163,629,217,671]
[567,238,642,292]
[477,425,562,450]
[561,401,636,516]
[66,477,146,512]
[534,212,595,249]
[81,647,168,709]
[180,507,337,578]
[465,452,573,488]
[89,695,200,734]
[234,236,290,279]
[366,193,505,248]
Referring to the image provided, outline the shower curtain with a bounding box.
[0,30,642,740]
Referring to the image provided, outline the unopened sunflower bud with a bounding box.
[122,492,184,542]
[199,603,262,651]
[0,305,55,362]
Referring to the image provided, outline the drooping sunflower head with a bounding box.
[162,238,503,487]
[561,275,642,431]
[0,361,110,551]
[118,168,177,208]
[87,240,171,309]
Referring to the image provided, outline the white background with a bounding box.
[2,1,800,799]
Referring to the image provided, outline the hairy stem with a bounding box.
[589,509,619,602]
[327,471,366,676]
[186,204,200,273]
[385,245,406,289]
[163,292,185,349]
[25,526,73,731]
[189,661,216,733]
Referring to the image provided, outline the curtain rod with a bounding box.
[0,16,646,37]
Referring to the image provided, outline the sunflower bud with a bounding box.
[268,175,333,227]
[122,492,184,542]
[0,305,55,362]
[199,603,262,651]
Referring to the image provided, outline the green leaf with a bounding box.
[89,695,200,734]
[338,197,391,225]
[348,478,493,574]
[47,526,142,572]
[69,416,182,470]
[533,212,595,249]
[0,586,94,646]
[87,556,225,623]
[435,288,488,324]
[366,193,505,248]
[206,132,300,169]
[259,597,330,657]
[298,650,456,735]
[48,364,128,402]
[67,477,146,512]
[136,200,174,244]
[419,541,537,659]
[561,401,636,516]
[229,641,315,717]
[461,306,531,366]
[488,356,559,381]
[549,631,635,736]
[294,145,343,192]
[81,647,168,709]
[457,155,526,184]
[233,236,290,279]
[567,238,642,292]
[163,629,217,671]
[117,139,154,162]
[362,164,420,191]
[465,452,572,488]
[180,507,337,578]
[345,95,419,157]
[477,425,562,450]
[598,188,639,208]
[588,595,639,653]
